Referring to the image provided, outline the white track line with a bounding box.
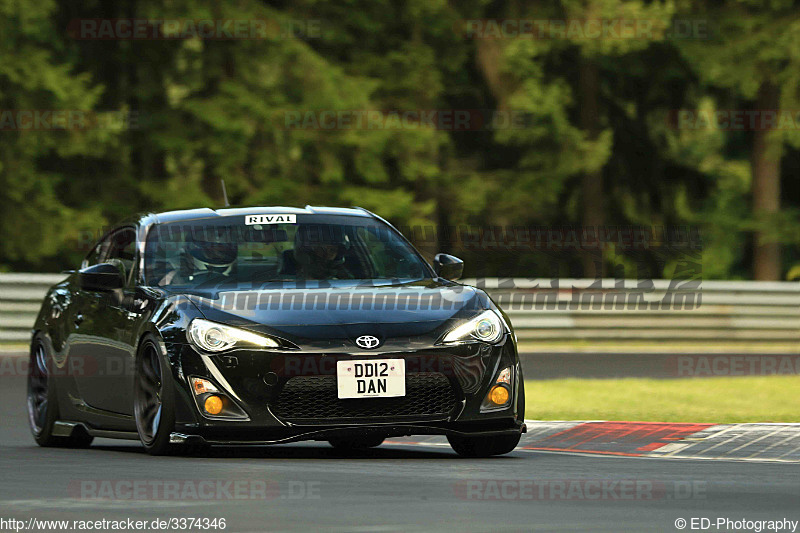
[719,426,790,458]
[683,425,745,456]
[775,441,800,460]
[748,432,800,459]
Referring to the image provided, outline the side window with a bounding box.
[82,235,112,269]
[105,228,137,285]
[355,227,424,279]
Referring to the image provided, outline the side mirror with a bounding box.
[79,263,125,291]
[433,253,464,281]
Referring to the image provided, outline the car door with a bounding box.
[68,226,139,415]
[100,226,146,415]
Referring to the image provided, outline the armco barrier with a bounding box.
[462,278,799,347]
[0,274,798,348]
[0,273,66,342]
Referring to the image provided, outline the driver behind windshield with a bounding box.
[159,227,237,285]
[147,218,427,287]
[292,224,353,280]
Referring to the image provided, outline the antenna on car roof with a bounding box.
[220,179,230,207]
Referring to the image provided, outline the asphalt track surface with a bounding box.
[1,353,799,532]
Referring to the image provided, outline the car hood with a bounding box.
[171,281,488,348]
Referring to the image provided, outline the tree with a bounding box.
[460,0,675,277]
[675,0,800,280]
[0,0,117,271]
[2,0,798,281]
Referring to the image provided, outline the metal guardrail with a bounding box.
[0,274,67,341]
[461,278,799,346]
[0,274,797,347]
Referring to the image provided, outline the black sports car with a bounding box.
[28,206,525,456]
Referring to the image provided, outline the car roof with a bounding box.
[131,205,373,226]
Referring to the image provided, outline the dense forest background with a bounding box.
[1,0,799,280]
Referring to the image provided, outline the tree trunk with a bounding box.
[579,56,605,278]
[475,39,508,110]
[751,82,782,280]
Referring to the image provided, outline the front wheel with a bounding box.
[447,433,521,457]
[134,336,176,455]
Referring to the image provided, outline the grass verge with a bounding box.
[525,376,800,423]
[516,341,800,354]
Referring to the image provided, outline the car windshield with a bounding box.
[144,214,430,288]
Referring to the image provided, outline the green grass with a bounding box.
[525,376,800,423]
[516,341,800,354]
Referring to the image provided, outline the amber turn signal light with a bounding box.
[204,395,224,415]
[488,385,509,406]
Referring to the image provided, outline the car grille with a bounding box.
[272,372,459,423]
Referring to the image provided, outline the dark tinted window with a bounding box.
[82,233,112,268]
[105,227,137,284]
[144,216,429,287]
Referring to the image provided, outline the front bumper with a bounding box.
[171,421,527,446]
[168,335,525,442]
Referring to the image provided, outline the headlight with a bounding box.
[188,318,279,352]
[440,310,505,344]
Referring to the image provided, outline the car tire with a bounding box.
[134,335,176,456]
[328,436,385,450]
[447,433,521,457]
[27,336,94,448]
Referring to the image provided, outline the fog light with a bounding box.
[488,385,509,406]
[204,395,223,415]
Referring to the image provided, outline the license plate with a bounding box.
[336,359,405,399]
